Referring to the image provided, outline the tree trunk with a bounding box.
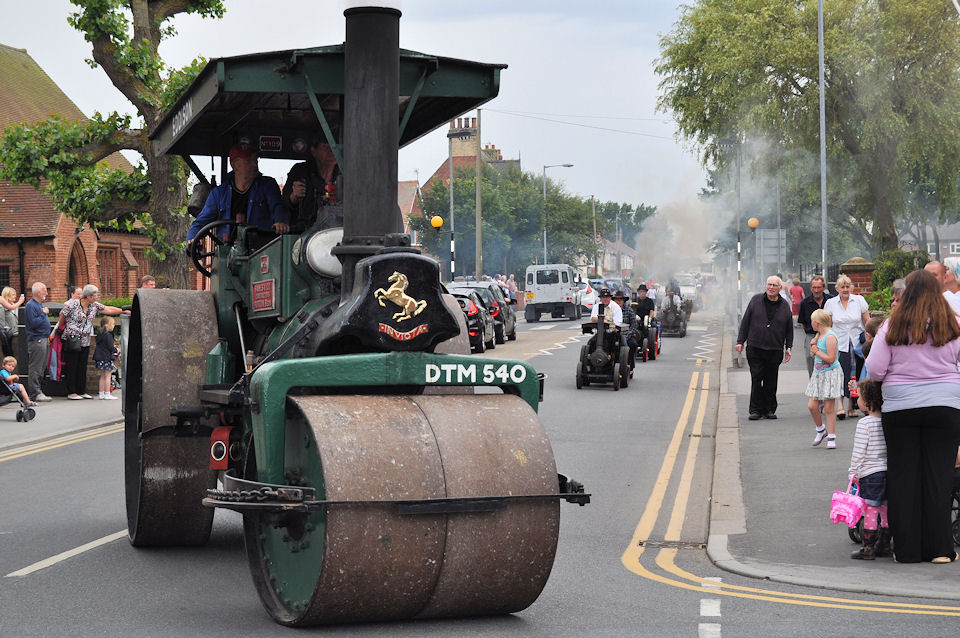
[866,144,901,253]
[146,152,190,288]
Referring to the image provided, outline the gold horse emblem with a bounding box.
[374,271,427,322]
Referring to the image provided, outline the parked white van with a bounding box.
[523,264,582,322]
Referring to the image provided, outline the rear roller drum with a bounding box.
[124,289,220,546]
[244,394,560,626]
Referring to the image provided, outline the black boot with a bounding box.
[852,529,877,560]
[874,527,893,558]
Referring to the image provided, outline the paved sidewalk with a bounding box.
[709,318,960,600]
[0,392,123,452]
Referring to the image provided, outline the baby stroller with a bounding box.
[1,378,36,422]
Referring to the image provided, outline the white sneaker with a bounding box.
[102,394,118,400]
[35,393,52,402]
[826,437,837,449]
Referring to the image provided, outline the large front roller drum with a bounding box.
[124,289,220,546]
[245,394,560,626]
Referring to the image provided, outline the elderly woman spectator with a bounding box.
[825,275,870,419]
[56,284,128,400]
[890,278,905,309]
[866,269,960,563]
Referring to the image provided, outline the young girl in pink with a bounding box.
[848,379,890,559]
[805,309,843,448]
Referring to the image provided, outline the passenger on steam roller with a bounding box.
[283,134,341,234]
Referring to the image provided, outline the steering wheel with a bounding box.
[189,219,236,277]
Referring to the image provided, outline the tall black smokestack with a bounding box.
[338,6,402,296]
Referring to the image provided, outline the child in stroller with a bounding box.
[0,355,37,421]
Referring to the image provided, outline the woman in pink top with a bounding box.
[865,269,960,563]
[789,278,804,316]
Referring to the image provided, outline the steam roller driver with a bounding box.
[588,287,622,355]
[186,142,290,248]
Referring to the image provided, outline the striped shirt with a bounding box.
[848,414,887,480]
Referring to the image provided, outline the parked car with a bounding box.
[523,264,582,322]
[577,280,597,313]
[448,282,517,343]
[452,291,495,353]
[601,277,634,300]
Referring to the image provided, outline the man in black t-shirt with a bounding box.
[797,275,833,376]
[633,284,656,322]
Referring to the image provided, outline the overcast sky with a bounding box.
[0,0,707,213]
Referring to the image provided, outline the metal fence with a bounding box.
[798,263,840,283]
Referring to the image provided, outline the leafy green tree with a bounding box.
[415,165,641,279]
[657,0,960,253]
[872,248,929,290]
[0,0,225,288]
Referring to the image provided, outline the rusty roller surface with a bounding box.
[424,294,474,395]
[125,289,219,546]
[285,393,559,624]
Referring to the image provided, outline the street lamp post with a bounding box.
[542,163,573,263]
[446,126,472,280]
[718,139,743,321]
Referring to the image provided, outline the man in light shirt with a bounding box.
[941,258,960,313]
[590,288,623,325]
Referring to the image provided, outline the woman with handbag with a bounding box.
[56,284,127,400]
[865,269,960,563]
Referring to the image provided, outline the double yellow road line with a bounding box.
[0,423,123,464]
[620,367,960,616]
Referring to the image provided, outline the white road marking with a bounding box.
[699,594,721,638]
[698,623,721,638]
[6,530,127,577]
[702,576,722,590]
[528,324,557,330]
[688,325,708,331]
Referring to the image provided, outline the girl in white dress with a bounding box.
[806,309,844,449]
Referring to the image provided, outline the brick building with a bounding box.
[422,117,519,193]
[0,44,153,301]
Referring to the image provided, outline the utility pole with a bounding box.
[542,163,574,263]
[475,109,482,279]
[591,196,597,275]
[818,0,828,275]
[776,180,782,275]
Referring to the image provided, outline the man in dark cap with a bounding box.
[282,134,341,233]
[187,142,289,245]
[587,287,622,360]
[590,287,622,325]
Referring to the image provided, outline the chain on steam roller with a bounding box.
[124,6,589,626]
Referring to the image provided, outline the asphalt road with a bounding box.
[2,312,958,636]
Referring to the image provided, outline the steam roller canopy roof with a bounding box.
[150,45,506,159]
